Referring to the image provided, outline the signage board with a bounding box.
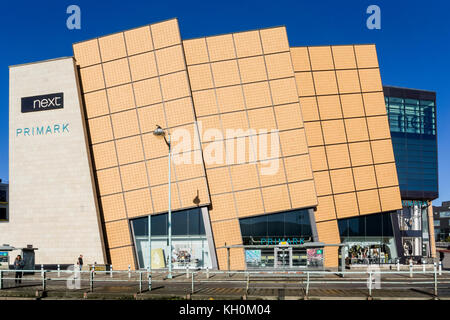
[21,93,64,113]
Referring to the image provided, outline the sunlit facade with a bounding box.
[2,18,414,270]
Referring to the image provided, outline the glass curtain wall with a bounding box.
[398,201,430,258]
[239,209,315,269]
[338,212,398,265]
[385,96,438,197]
[131,207,212,270]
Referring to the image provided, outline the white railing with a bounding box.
[0,266,449,298]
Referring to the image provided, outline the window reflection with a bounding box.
[131,207,211,270]
[239,209,313,245]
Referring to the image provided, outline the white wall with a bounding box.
[0,57,106,266]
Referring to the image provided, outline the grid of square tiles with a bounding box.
[292,44,402,266]
[74,19,210,268]
[184,27,318,269]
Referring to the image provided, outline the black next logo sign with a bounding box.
[21,93,64,113]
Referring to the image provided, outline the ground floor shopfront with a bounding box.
[128,203,435,270]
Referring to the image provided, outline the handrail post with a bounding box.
[306,272,310,298]
[409,261,413,278]
[246,272,249,294]
[90,269,94,292]
[434,263,438,297]
[42,271,46,291]
[148,272,152,292]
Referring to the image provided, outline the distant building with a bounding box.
[0,180,7,222]
[433,201,450,242]
[384,86,438,262]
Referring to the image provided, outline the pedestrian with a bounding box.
[77,254,83,271]
[14,255,25,285]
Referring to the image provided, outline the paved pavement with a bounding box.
[0,270,449,300]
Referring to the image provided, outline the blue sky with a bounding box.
[0,0,448,204]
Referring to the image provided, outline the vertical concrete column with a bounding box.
[427,201,436,259]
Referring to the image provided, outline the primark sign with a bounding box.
[21,93,64,113]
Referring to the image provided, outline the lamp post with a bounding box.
[153,125,173,279]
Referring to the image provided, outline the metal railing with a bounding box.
[0,264,449,298]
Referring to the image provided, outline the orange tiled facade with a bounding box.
[291,45,402,265]
[72,18,402,269]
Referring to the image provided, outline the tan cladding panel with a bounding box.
[104,219,132,248]
[331,45,357,70]
[211,219,242,248]
[100,194,126,222]
[314,195,336,222]
[209,193,237,222]
[354,44,379,68]
[235,189,265,218]
[150,19,181,50]
[378,186,402,212]
[308,46,334,71]
[316,220,340,268]
[124,188,153,218]
[73,39,101,68]
[216,247,246,270]
[98,32,127,62]
[109,246,136,270]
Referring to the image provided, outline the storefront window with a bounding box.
[397,201,430,258]
[398,205,422,231]
[131,207,212,270]
[239,209,318,269]
[338,212,397,264]
[239,209,313,245]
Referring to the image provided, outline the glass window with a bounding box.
[188,208,205,235]
[172,211,188,236]
[151,213,167,236]
[338,212,393,238]
[267,212,285,237]
[405,99,419,105]
[389,97,403,104]
[132,216,148,236]
[440,212,450,218]
[420,100,435,107]
[131,208,206,237]
[339,212,397,264]
[0,208,7,220]
[239,209,312,245]
[131,207,211,270]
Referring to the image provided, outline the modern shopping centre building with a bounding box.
[0,18,439,270]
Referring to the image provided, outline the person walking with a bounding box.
[14,255,25,285]
[77,254,83,271]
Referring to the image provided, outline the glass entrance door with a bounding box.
[274,246,292,268]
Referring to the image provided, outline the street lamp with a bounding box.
[153,125,173,279]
